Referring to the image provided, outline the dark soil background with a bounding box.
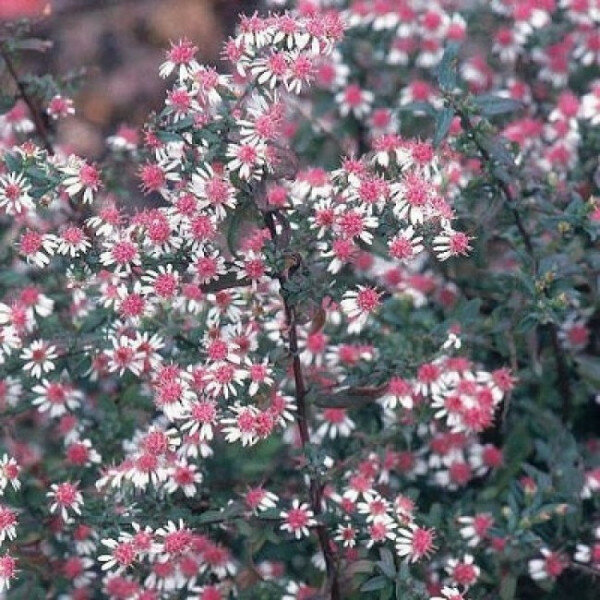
[28,0,259,156]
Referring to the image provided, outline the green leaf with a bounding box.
[516,313,539,334]
[361,576,389,592]
[500,574,517,600]
[433,107,454,147]
[351,560,375,575]
[436,42,460,91]
[79,309,110,334]
[0,95,16,115]
[473,94,523,117]
[3,153,23,173]
[25,166,50,182]
[453,297,482,326]
[169,116,194,132]
[157,131,183,143]
[0,270,27,288]
[477,134,516,171]
[575,355,600,386]
[377,548,396,578]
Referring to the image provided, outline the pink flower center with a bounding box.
[79,164,100,188]
[323,408,346,424]
[191,400,217,423]
[286,508,309,530]
[236,145,258,165]
[356,288,380,312]
[208,339,228,361]
[120,293,145,317]
[114,541,137,566]
[144,430,169,454]
[154,273,177,298]
[390,236,414,259]
[411,527,435,558]
[344,84,363,106]
[190,215,216,240]
[55,483,78,506]
[453,562,478,585]
[168,40,197,64]
[140,164,165,192]
[20,231,42,255]
[237,409,257,433]
[245,258,265,279]
[111,241,138,264]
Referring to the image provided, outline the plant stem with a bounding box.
[1,45,54,154]
[454,103,574,421]
[262,211,341,599]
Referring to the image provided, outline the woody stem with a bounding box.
[262,210,340,599]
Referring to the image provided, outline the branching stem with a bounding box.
[454,102,574,422]
[1,45,54,154]
[262,211,340,600]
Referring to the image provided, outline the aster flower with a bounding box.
[388,226,424,262]
[244,486,279,513]
[340,286,381,334]
[47,95,75,119]
[159,38,200,80]
[315,407,355,440]
[280,500,316,539]
[48,481,83,522]
[60,156,102,204]
[0,456,20,494]
[98,538,139,573]
[335,523,357,548]
[430,587,468,600]
[18,230,57,268]
[445,554,480,588]
[181,398,219,441]
[226,141,266,181]
[99,234,142,276]
[395,523,437,562]
[190,165,238,219]
[336,84,373,118]
[164,461,203,497]
[245,358,274,396]
[105,336,145,377]
[457,513,494,547]
[433,229,472,261]
[0,505,18,544]
[528,547,568,581]
[0,172,33,215]
[221,403,260,446]
[56,225,91,257]
[205,362,247,400]
[0,553,17,593]
[21,340,58,378]
[31,379,83,417]
[334,206,379,245]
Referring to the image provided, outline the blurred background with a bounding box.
[1,0,260,155]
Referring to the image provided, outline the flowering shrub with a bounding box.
[0,1,598,599]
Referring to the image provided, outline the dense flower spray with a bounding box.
[0,1,597,598]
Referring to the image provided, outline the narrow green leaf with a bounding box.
[361,576,388,592]
[436,42,460,91]
[473,94,523,117]
[433,107,454,147]
[378,548,396,578]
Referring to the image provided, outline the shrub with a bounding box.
[0,1,598,599]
